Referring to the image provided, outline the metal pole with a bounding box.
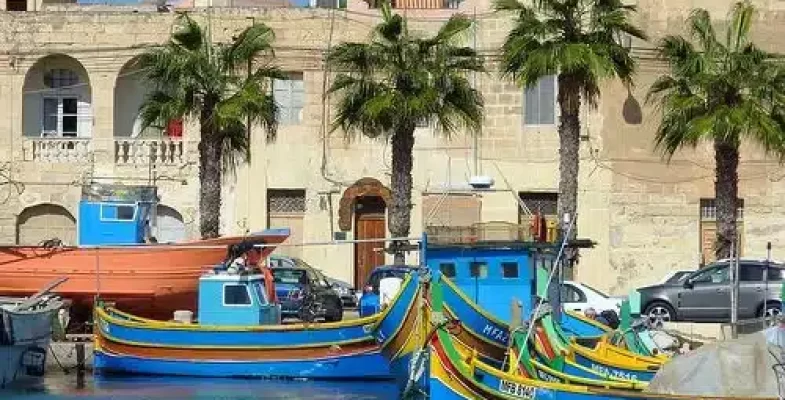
[766,241,772,329]
[730,238,739,339]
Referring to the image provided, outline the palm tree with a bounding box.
[326,4,485,263]
[495,0,646,261]
[138,13,281,238]
[647,1,785,260]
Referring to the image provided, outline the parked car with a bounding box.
[269,257,343,322]
[639,259,785,325]
[561,281,624,315]
[268,255,357,308]
[358,265,416,317]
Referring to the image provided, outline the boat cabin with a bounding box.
[197,269,281,326]
[77,184,157,245]
[421,229,570,323]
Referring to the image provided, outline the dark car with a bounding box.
[270,260,343,322]
[321,273,358,309]
[639,259,785,325]
[358,265,416,317]
[268,255,357,308]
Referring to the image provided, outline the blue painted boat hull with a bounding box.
[94,349,393,379]
[93,271,424,381]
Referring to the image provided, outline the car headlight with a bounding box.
[335,287,348,296]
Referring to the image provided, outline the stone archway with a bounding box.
[337,177,392,232]
[16,203,77,245]
[23,54,92,139]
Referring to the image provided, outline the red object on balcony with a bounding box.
[166,119,183,139]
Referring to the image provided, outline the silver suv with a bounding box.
[639,259,784,324]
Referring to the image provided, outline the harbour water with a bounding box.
[2,372,404,400]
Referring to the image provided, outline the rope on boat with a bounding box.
[514,215,577,370]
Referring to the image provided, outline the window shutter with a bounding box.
[524,86,539,125]
[77,98,92,138]
[274,79,291,124]
[540,76,555,125]
[291,78,304,124]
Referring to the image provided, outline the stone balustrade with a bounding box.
[23,138,92,163]
[114,138,185,166]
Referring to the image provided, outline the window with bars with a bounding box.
[699,198,745,264]
[273,73,304,125]
[519,192,558,216]
[524,75,556,126]
[267,189,306,213]
[44,69,80,89]
[699,198,745,220]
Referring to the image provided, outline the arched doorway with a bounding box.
[154,204,186,243]
[23,54,92,139]
[338,178,391,288]
[114,57,167,139]
[17,204,77,245]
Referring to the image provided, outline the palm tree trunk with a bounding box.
[557,74,581,264]
[389,126,415,265]
[199,106,222,239]
[714,138,739,260]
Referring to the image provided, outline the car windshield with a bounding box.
[577,282,610,299]
[272,268,306,284]
[666,271,691,284]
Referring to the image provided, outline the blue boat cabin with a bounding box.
[422,235,550,323]
[197,270,282,326]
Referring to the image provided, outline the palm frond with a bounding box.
[171,13,205,52]
[223,23,276,72]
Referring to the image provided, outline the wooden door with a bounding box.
[354,198,386,288]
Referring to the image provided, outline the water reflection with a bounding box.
[3,373,402,400]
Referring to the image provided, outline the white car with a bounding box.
[561,281,624,315]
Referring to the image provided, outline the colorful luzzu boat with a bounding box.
[93,262,424,380]
[531,311,663,383]
[425,272,778,400]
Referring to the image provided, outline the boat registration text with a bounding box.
[498,380,537,399]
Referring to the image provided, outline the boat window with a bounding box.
[224,284,252,306]
[100,203,136,221]
[469,262,488,279]
[502,262,519,278]
[439,263,456,278]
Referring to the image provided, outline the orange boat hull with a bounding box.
[0,233,287,320]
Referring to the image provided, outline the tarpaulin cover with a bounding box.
[646,331,785,397]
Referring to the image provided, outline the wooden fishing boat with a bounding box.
[426,275,778,400]
[0,229,289,320]
[533,312,662,382]
[93,265,424,380]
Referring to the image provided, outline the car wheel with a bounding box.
[760,301,782,321]
[325,299,343,322]
[644,302,675,328]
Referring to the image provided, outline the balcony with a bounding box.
[23,138,92,163]
[367,0,460,8]
[115,139,185,166]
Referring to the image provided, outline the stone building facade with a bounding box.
[1,0,785,296]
